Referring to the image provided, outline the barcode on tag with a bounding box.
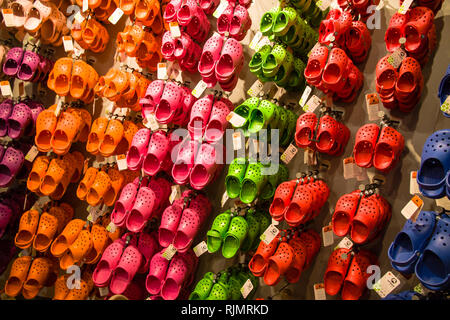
[169,22,181,38]
[373,272,401,298]
[365,93,380,121]
[191,80,207,98]
[240,279,254,299]
[144,113,159,131]
[162,244,177,260]
[304,148,317,166]
[387,48,406,69]
[303,95,321,113]
[249,31,263,50]
[25,146,39,162]
[108,8,124,24]
[398,0,413,14]
[314,283,326,300]
[260,224,279,245]
[280,143,298,164]
[401,195,423,220]
[193,241,208,257]
[116,154,127,171]
[63,36,74,52]
[247,79,264,97]
[343,157,356,180]
[299,86,312,107]
[335,237,353,250]
[213,0,228,18]
[322,225,334,247]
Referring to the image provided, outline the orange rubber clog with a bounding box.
[135,0,159,26]
[115,120,139,155]
[22,257,53,299]
[48,206,67,232]
[40,158,69,196]
[82,269,95,292]
[50,111,80,152]
[70,60,91,100]
[77,109,93,143]
[98,119,124,157]
[94,68,118,96]
[65,279,90,300]
[35,109,57,152]
[66,108,84,143]
[50,218,85,257]
[50,58,73,96]
[77,167,98,200]
[70,150,85,183]
[82,66,100,103]
[27,156,50,192]
[104,70,130,100]
[120,0,136,15]
[103,167,124,206]
[86,170,112,206]
[15,209,40,249]
[58,202,74,226]
[50,153,77,200]
[84,224,109,264]
[4,256,33,297]
[60,229,93,269]
[86,117,108,154]
[33,212,59,252]
[53,274,70,300]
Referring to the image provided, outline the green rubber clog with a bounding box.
[206,210,232,253]
[274,49,294,87]
[240,162,267,204]
[273,7,298,37]
[262,44,288,78]
[249,45,272,75]
[248,100,278,133]
[240,213,260,252]
[233,98,261,129]
[225,157,248,199]
[280,109,297,147]
[206,282,229,300]
[228,274,244,300]
[260,7,280,36]
[189,273,215,300]
[289,57,306,88]
[222,216,248,259]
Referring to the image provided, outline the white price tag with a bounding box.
[240,279,254,299]
[335,237,353,250]
[2,9,14,27]
[0,81,12,97]
[82,0,89,12]
[398,0,413,14]
[365,93,380,121]
[213,0,228,18]
[254,37,271,52]
[387,47,406,69]
[106,222,117,233]
[232,131,243,150]
[436,196,450,210]
[169,185,181,204]
[249,31,263,50]
[271,218,279,226]
[314,283,326,300]
[62,36,74,52]
[157,63,168,80]
[401,195,423,220]
[299,86,312,107]
[410,171,420,195]
[25,145,39,162]
[73,42,85,57]
[227,112,246,128]
[162,244,177,260]
[373,271,401,298]
[54,99,62,117]
[74,11,85,24]
[280,143,298,164]
[193,241,208,257]
[191,80,207,98]
[260,224,279,245]
[343,157,356,180]
[322,224,334,247]
[221,190,229,207]
[143,113,160,131]
[304,148,317,166]
[99,286,109,297]
[247,80,264,97]
[115,154,127,171]
[169,22,181,38]
[440,96,450,115]
[303,95,321,113]
[108,8,124,24]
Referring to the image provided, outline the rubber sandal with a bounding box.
[264,241,294,286]
[172,139,200,185]
[7,102,32,139]
[92,239,125,287]
[285,238,307,283]
[324,248,353,295]
[314,115,340,153]
[77,168,98,201]
[32,212,59,252]
[240,213,260,252]
[249,45,271,75]
[229,4,251,41]
[49,111,79,152]
[50,58,73,96]
[110,244,142,294]
[353,123,380,168]
[2,47,24,76]
[158,204,182,248]
[204,98,231,143]
[262,44,288,77]
[341,250,377,300]
[240,162,266,204]
[4,256,32,297]
[126,182,156,233]
[260,163,289,201]
[248,100,277,133]
[198,33,224,77]
[417,129,450,198]
[34,109,56,152]
[384,11,409,52]
[273,7,298,37]
[160,254,189,300]
[11,0,33,28]
[215,38,243,79]
[304,45,329,82]
[189,272,214,300]
[136,232,158,273]
[86,170,112,206]
[206,210,232,253]
[22,257,53,299]
[155,82,183,123]
[322,48,348,91]
[295,112,317,149]
[187,95,213,139]
[59,229,93,270]
[0,147,25,187]
[26,156,49,193]
[98,119,124,157]
[53,274,70,300]
[260,6,280,36]
[146,251,170,294]
[14,209,39,249]
[373,126,404,172]
[190,142,222,190]
[126,128,150,171]
[221,216,248,259]
[376,55,398,92]
[284,183,313,227]
[269,180,298,221]
[350,197,381,244]
[0,100,13,137]
[332,192,361,237]
[415,214,450,290]
[50,218,85,257]
[281,109,297,147]
[111,181,139,227]
[16,51,40,82]
[232,97,260,130]
[163,0,182,21]
[404,7,434,53]
[388,210,436,270]
[172,208,202,252]
[86,117,108,155]
[142,130,170,176]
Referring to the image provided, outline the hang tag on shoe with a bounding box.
[254,37,271,52]
[25,145,39,162]
[304,148,317,166]
[280,143,298,165]
[398,0,413,14]
[365,93,381,121]
[193,241,209,257]
[313,283,326,300]
[436,197,450,210]
[213,0,229,18]
[233,131,243,150]
[115,154,127,171]
[157,63,168,80]
[99,286,109,297]
[260,224,279,245]
[192,80,207,98]
[169,185,181,204]
[62,36,74,52]
[303,95,321,113]
[108,8,124,24]
[322,224,334,247]
[373,271,401,298]
[82,0,89,12]
[106,222,117,233]
[240,279,254,299]
[335,237,353,250]
[0,81,12,97]
[249,31,263,51]
[227,112,246,128]
[162,244,177,260]
[440,96,450,115]
[221,190,229,207]
[299,86,312,107]
[143,113,160,131]
[54,99,63,117]
[169,22,181,38]
[387,47,406,69]
[343,157,357,180]
[410,171,420,195]
[247,79,264,97]
[401,195,423,220]
[2,9,14,27]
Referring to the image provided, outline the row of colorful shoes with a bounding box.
[0,142,32,187]
[0,99,43,139]
[72,18,110,54]
[336,0,379,21]
[216,1,252,41]
[3,48,54,83]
